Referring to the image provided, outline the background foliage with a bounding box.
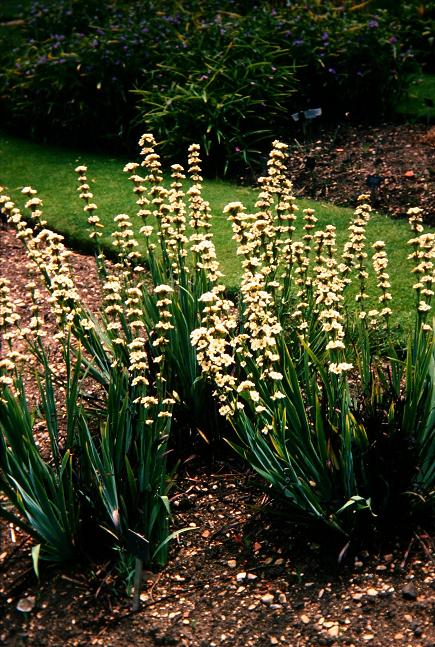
[0,0,430,175]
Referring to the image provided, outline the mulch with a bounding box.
[286,123,435,227]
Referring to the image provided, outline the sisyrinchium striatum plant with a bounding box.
[0,136,433,592]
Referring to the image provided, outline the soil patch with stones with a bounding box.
[286,123,435,227]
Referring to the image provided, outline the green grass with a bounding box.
[0,131,430,329]
[396,73,435,122]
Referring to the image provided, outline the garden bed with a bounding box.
[286,123,435,227]
[0,218,434,646]
[1,461,434,647]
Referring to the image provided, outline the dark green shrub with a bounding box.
[0,1,419,173]
[0,2,154,150]
[274,2,417,120]
[370,1,434,71]
[400,2,435,73]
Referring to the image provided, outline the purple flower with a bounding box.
[293,39,304,46]
[368,19,379,29]
[327,67,336,75]
[322,31,329,41]
[389,36,398,44]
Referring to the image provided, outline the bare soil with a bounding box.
[287,123,435,227]
[1,122,435,646]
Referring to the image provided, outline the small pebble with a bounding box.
[352,593,364,601]
[16,597,35,613]
[402,583,417,600]
[292,599,304,610]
